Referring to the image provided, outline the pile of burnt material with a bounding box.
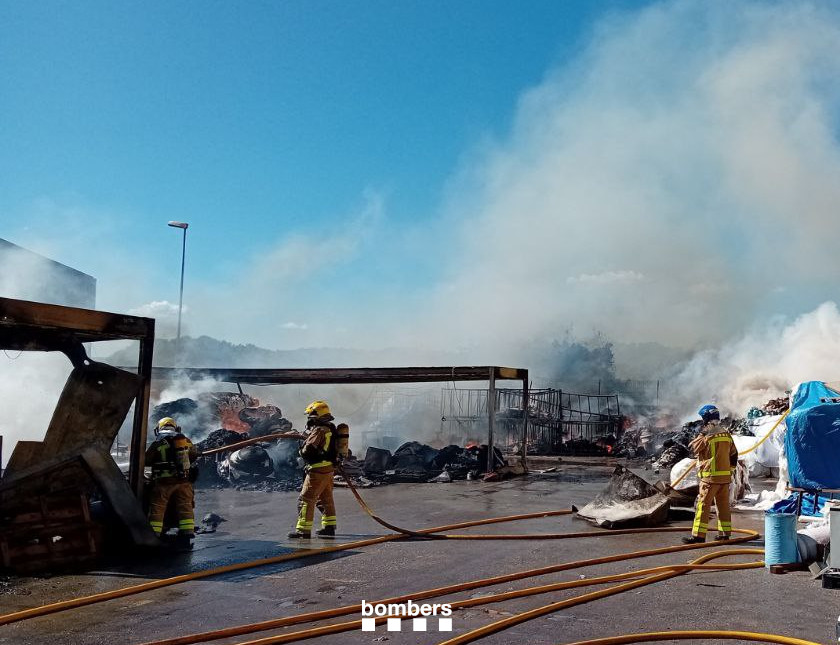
[194,429,304,492]
[649,415,753,471]
[747,396,790,418]
[168,392,301,491]
[611,426,648,458]
[362,441,505,483]
[151,392,294,440]
[558,437,614,457]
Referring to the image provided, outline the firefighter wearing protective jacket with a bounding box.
[146,417,198,548]
[682,404,738,544]
[288,400,348,539]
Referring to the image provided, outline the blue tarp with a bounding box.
[785,381,840,491]
[771,493,832,517]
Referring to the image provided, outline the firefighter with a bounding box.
[288,400,346,539]
[682,404,738,544]
[146,417,198,549]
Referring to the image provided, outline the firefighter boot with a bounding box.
[174,533,194,551]
[316,526,336,538]
[287,530,311,539]
[681,535,706,544]
[716,533,731,541]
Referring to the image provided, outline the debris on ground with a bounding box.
[195,512,227,534]
[361,442,510,483]
[577,465,669,529]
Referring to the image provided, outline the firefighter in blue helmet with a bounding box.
[682,404,738,544]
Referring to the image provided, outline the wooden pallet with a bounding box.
[0,492,102,573]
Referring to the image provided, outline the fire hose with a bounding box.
[0,444,814,645]
[561,633,820,645]
[199,432,305,457]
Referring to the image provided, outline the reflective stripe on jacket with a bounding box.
[695,430,738,483]
[300,424,337,470]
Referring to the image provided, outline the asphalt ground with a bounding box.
[0,461,833,645]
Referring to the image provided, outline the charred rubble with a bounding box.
[643,396,788,471]
[361,441,507,483]
[153,392,302,491]
[155,392,515,490]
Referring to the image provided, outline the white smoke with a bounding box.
[668,301,840,420]
[128,301,185,339]
[392,0,840,353]
[0,352,72,467]
[8,1,840,448]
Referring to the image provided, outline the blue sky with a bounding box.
[4,1,840,352]
[1,1,642,299]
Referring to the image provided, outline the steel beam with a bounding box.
[150,365,528,385]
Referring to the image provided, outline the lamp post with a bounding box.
[167,221,189,341]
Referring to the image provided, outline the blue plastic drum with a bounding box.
[764,511,799,568]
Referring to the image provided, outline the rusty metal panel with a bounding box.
[3,441,44,476]
[42,362,139,457]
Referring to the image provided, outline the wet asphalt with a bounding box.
[0,459,833,645]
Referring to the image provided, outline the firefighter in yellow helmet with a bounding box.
[146,417,199,549]
[288,400,347,539]
[682,404,738,544]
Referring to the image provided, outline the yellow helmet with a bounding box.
[157,417,178,431]
[304,400,331,418]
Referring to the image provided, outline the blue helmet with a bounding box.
[698,404,720,423]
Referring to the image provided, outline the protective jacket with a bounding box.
[690,425,738,484]
[146,430,198,481]
[300,421,338,470]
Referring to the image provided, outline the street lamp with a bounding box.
[167,221,189,341]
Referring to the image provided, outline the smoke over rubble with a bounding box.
[6,1,840,461]
[407,0,840,354]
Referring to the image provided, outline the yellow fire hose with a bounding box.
[199,432,305,457]
[0,507,575,627]
[0,442,806,645]
[561,632,820,645]
[670,409,790,489]
[141,549,762,645]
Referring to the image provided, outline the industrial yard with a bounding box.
[6,2,840,643]
[1,468,830,645]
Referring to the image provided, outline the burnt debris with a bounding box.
[361,442,505,483]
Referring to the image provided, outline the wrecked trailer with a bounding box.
[0,298,157,572]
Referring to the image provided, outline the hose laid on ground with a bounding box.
[0,508,574,627]
[141,548,762,645]
[669,409,791,489]
[0,454,787,645]
[560,631,820,645]
[435,549,764,645]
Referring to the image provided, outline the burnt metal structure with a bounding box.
[0,297,158,564]
[559,391,621,446]
[442,388,562,449]
[442,387,622,455]
[152,366,529,471]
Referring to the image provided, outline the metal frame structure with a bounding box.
[441,386,622,454]
[560,391,621,443]
[152,366,529,471]
[0,297,155,497]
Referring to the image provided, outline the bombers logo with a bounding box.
[360,600,453,632]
